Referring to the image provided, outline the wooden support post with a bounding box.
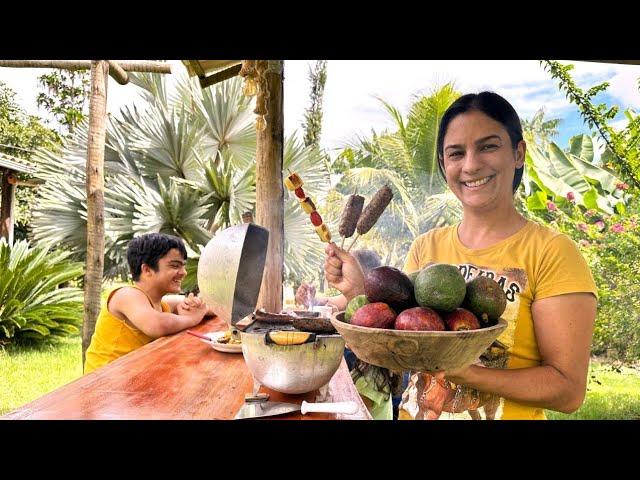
[82,61,109,366]
[255,61,284,313]
[0,168,16,245]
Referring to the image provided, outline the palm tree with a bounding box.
[30,73,332,286]
[329,83,462,266]
[521,107,562,149]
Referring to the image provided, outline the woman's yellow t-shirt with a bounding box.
[84,286,170,375]
[400,220,598,420]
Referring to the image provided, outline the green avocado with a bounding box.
[344,294,370,323]
[463,276,507,326]
[414,263,466,312]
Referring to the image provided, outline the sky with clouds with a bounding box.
[1,60,639,158]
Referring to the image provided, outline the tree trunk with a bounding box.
[0,168,16,245]
[82,61,108,366]
[255,61,284,313]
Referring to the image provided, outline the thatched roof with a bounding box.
[182,60,242,88]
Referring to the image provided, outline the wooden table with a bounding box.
[2,317,372,420]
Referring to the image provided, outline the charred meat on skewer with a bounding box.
[338,194,365,238]
[356,185,394,235]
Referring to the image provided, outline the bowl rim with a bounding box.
[330,311,507,336]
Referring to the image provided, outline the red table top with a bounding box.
[2,316,371,420]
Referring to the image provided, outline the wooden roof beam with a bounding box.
[107,60,129,85]
[0,60,171,73]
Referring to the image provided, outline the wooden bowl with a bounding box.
[330,311,507,372]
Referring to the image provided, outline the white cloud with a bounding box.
[284,60,640,154]
[2,59,638,156]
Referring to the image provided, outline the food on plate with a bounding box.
[217,330,241,344]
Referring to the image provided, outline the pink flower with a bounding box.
[616,182,629,190]
[595,220,605,231]
[547,201,558,211]
[577,223,589,232]
[579,239,591,247]
[566,191,576,203]
[585,209,597,218]
[610,223,625,233]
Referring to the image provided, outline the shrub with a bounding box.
[0,239,84,345]
[530,198,640,362]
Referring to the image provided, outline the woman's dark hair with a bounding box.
[127,233,188,281]
[436,91,524,193]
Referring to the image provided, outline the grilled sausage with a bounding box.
[338,194,364,238]
[356,185,393,235]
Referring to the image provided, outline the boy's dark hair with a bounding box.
[436,91,525,193]
[127,233,187,281]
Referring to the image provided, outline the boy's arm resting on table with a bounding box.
[444,292,597,414]
[162,294,216,316]
[110,289,208,339]
[162,294,185,314]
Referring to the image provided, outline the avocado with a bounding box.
[463,276,507,326]
[364,266,415,312]
[414,263,466,312]
[345,294,369,323]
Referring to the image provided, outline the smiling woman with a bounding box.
[323,91,599,420]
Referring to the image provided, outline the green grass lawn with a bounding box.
[0,282,132,416]
[2,336,639,419]
[546,360,640,420]
[0,336,83,416]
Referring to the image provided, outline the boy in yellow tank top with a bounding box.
[84,233,213,374]
[322,92,598,420]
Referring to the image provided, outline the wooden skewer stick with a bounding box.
[340,237,345,249]
[346,234,360,253]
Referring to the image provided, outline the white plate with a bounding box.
[201,331,243,354]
